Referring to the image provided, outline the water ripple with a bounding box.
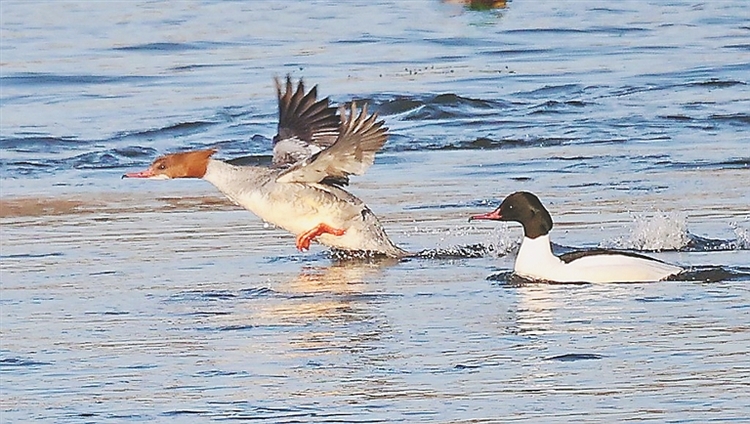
[546,353,605,362]
[112,41,233,52]
[0,72,155,86]
[0,356,52,368]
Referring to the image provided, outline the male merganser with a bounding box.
[124,77,407,258]
[469,191,683,283]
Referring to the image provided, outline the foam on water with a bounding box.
[402,223,518,259]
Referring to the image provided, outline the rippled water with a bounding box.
[2,1,750,422]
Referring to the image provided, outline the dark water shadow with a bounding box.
[410,243,495,259]
[668,266,750,283]
[487,266,750,286]
[0,356,53,368]
[545,353,605,362]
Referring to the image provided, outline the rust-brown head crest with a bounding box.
[122,149,217,179]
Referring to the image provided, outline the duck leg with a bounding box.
[295,223,346,251]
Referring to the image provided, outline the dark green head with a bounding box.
[469,191,553,239]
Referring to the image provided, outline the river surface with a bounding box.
[1,1,750,422]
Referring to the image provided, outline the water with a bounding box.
[1,0,750,422]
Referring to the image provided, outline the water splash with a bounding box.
[603,211,690,251]
[326,249,403,263]
[481,226,519,257]
[687,232,750,251]
[602,214,750,252]
[403,224,519,259]
[413,243,494,259]
[730,222,750,249]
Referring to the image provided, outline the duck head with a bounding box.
[469,191,553,239]
[122,149,216,179]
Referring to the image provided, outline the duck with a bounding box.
[123,76,407,258]
[469,191,683,283]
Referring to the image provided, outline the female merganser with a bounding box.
[124,77,407,258]
[271,76,340,166]
[469,191,683,283]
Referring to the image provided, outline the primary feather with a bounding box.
[272,75,340,167]
[276,101,388,184]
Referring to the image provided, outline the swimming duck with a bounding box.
[469,191,683,283]
[124,77,406,258]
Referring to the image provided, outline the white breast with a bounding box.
[203,160,356,236]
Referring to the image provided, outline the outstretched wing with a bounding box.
[272,75,340,167]
[276,101,388,185]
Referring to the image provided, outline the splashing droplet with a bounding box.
[603,211,690,251]
[730,222,750,249]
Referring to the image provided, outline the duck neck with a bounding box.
[202,159,271,198]
[514,234,562,277]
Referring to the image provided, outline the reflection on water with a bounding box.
[261,261,393,324]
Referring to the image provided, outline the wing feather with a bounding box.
[272,75,340,166]
[276,101,388,184]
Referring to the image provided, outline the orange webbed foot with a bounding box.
[295,223,346,251]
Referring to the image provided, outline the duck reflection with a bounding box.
[259,258,401,391]
[494,273,583,337]
[265,257,399,326]
[254,256,401,340]
[513,282,560,337]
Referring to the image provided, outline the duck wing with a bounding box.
[272,75,340,167]
[276,101,388,185]
[559,248,670,264]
